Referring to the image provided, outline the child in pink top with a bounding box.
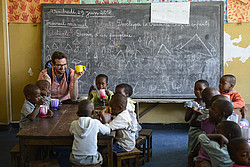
[228,137,250,167]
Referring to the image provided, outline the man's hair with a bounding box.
[195,80,209,88]
[212,99,233,118]
[96,74,108,83]
[111,93,127,108]
[78,100,94,116]
[217,121,241,139]
[116,83,133,97]
[35,80,50,89]
[228,137,247,158]
[222,74,236,86]
[51,51,67,64]
[23,84,40,97]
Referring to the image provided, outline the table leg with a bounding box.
[108,142,113,167]
[19,138,26,167]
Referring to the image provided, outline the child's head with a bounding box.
[23,84,41,105]
[228,137,250,166]
[194,80,209,99]
[219,74,236,93]
[96,74,108,90]
[35,80,51,97]
[211,94,231,104]
[216,121,241,141]
[202,87,220,108]
[109,93,127,116]
[115,83,133,97]
[77,99,94,117]
[209,99,233,124]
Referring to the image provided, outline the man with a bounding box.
[38,51,84,103]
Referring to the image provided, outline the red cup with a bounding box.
[39,105,48,117]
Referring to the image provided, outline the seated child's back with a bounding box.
[69,100,110,166]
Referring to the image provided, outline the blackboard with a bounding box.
[41,2,224,98]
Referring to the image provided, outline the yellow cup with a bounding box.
[75,65,86,73]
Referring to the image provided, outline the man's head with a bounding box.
[216,121,241,140]
[219,74,236,93]
[77,100,94,117]
[35,80,51,97]
[115,83,133,97]
[51,51,68,75]
[202,87,220,108]
[109,93,127,116]
[23,84,41,105]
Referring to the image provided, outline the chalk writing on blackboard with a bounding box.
[41,3,224,98]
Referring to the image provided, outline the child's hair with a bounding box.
[23,84,40,97]
[211,94,230,104]
[115,83,133,97]
[111,93,127,108]
[195,80,209,87]
[51,51,67,64]
[222,74,236,86]
[35,80,50,89]
[201,87,220,107]
[96,74,108,83]
[78,99,94,116]
[216,121,241,139]
[228,137,247,159]
[212,99,233,119]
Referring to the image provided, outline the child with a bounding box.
[115,83,141,139]
[99,93,136,167]
[35,80,51,109]
[69,100,110,166]
[228,137,250,167]
[88,74,114,106]
[198,121,242,167]
[19,84,53,130]
[188,87,220,167]
[219,74,245,109]
[185,80,209,167]
[190,99,233,167]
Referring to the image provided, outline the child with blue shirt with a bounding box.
[69,100,110,166]
[19,84,53,130]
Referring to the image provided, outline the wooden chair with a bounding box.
[139,129,152,162]
[71,163,101,167]
[29,159,60,167]
[10,144,20,167]
[116,147,141,167]
[136,136,146,165]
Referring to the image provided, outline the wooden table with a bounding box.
[16,104,115,167]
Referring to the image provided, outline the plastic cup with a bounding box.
[99,89,106,100]
[75,65,86,73]
[39,105,48,117]
[51,98,59,110]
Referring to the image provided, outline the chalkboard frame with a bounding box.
[41,2,224,99]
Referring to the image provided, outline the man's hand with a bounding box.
[73,71,84,80]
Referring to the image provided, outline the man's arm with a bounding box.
[70,70,84,101]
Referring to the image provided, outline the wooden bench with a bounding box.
[116,147,141,167]
[29,160,60,167]
[139,129,153,162]
[71,163,101,167]
[136,136,146,165]
[10,144,20,167]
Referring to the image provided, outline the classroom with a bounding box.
[1,0,250,166]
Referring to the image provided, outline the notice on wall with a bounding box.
[151,2,190,24]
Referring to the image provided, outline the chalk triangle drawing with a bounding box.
[52,43,58,49]
[45,45,51,51]
[180,34,212,56]
[73,38,80,45]
[174,43,183,50]
[157,44,171,55]
[124,61,134,71]
[65,44,72,53]
[74,46,80,53]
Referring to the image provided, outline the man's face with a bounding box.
[53,58,67,75]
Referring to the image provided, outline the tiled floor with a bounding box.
[1,126,188,167]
